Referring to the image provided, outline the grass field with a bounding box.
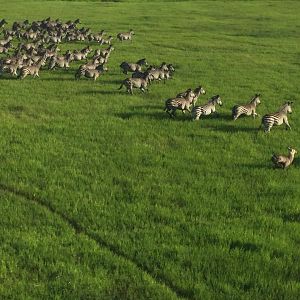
[1,0,300,299]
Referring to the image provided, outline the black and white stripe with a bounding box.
[192,95,222,120]
[232,94,261,120]
[19,54,48,79]
[164,90,195,118]
[261,102,293,133]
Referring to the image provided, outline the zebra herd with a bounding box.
[0,18,297,168]
[0,18,136,82]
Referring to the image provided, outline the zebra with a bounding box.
[192,95,223,120]
[131,70,150,79]
[0,36,13,46]
[177,86,206,106]
[117,30,134,41]
[18,54,48,79]
[99,45,114,58]
[118,75,151,94]
[0,19,7,29]
[120,58,148,74]
[75,64,107,80]
[101,36,113,45]
[271,147,297,169]
[1,58,24,76]
[49,52,73,70]
[192,86,206,106]
[147,63,174,83]
[164,90,196,118]
[232,93,261,120]
[0,42,12,54]
[260,102,293,133]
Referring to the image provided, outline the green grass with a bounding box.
[1,0,300,299]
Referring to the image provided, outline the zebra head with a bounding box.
[137,58,148,66]
[288,147,297,156]
[253,93,261,105]
[211,95,222,106]
[130,29,135,35]
[284,101,293,114]
[194,86,206,96]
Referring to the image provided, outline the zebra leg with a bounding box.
[264,126,271,133]
[284,120,291,130]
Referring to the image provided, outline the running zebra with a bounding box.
[260,102,293,133]
[192,95,223,120]
[164,89,196,118]
[118,75,151,94]
[75,64,107,80]
[18,54,48,79]
[117,30,134,42]
[177,86,206,107]
[232,93,261,120]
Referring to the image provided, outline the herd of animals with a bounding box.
[0,18,297,169]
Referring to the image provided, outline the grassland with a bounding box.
[0,0,300,299]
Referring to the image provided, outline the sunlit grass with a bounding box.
[0,1,300,299]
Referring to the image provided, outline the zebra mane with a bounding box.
[209,95,220,103]
[278,102,292,112]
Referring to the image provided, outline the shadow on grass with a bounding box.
[207,123,259,133]
[229,240,260,252]
[282,213,300,223]
[104,79,123,85]
[8,105,25,113]
[83,90,120,95]
[0,76,19,80]
[293,157,300,167]
[116,111,167,121]
[42,77,74,82]
[239,163,269,170]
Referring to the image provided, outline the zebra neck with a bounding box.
[288,153,295,162]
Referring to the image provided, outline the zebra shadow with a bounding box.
[208,124,258,133]
[229,240,260,252]
[292,157,300,167]
[128,104,163,110]
[83,90,120,95]
[103,79,122,85]
[238,162,270,170]
[282,212,300,223]
[43,77,74,82]
[0,76,19,80]
[115,111,167,121]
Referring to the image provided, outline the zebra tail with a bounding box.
[118,82,124,90]
[271,154,278,164]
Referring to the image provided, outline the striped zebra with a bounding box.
[49,52,73,70]
[232,94,261,120]
[260,102,293,133]
[18,54,48,79]
[118,75,151,94]
[75,64,107,80]
[117,30,134,41]
[164,90,196,118]
[192,95,222,120]
[176,86,206,107]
